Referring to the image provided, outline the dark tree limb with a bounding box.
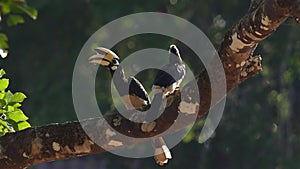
[0,0,299,168]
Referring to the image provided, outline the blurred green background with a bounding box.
[1,0,300,168]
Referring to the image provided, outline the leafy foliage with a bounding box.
[0,69,30,136]
[0,0,38,55]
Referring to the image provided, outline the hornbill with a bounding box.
[88,47,150,111]
[145,44,185,165]
[88,45,184,166]
[147,44,186,121]
[153,44,185,95]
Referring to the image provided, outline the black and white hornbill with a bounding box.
[146,44,186,121]
[88,47,151,111]
[88,45,185,166]
[152,44,185,96]
[146,44,186,165]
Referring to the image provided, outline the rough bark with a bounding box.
[0,0,299,168]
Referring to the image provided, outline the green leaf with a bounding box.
[7,110,29,122]
[0,79,9,91]
[0,93,5,99]
[0,125,4,136]
[11,92,27,103]
[3,127,9,133]
[0,34,8,41]
[16,3,38,20]
[0,33,8,49]
[0,69,5,78]
[7,105,15,111]
[0,119,13,132]
[7,14,25,26]
[4,90,13,102]
[0,2,11,14]
[16,121,31,130]
[183,131,195,143]
[0,99,7,108]
[10,102,21,108]
[0,119,8,128]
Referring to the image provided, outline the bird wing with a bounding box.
[128,76,151,105]
[153,64,185,88]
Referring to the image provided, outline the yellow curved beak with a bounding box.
[88,47,119,67]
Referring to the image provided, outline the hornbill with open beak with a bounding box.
[145,44,185,165]
[88,47,150,111]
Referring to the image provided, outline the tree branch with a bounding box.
[0,0,299,168]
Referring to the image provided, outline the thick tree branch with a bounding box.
[0,0,299,168]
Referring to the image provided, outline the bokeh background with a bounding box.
[1,0,300,168]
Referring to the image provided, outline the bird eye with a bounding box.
[112,59,119,65]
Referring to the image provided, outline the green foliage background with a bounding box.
[1,0,300,169]
[0,69,30,136]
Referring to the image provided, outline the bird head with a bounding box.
[88,47,120,71]
[169,44,182,64]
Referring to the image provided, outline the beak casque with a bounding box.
[88,47,119,67]
[88,54,111,66]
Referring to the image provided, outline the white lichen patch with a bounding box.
[105,128,117,140]
[88,140,95,145]
[74,139,92,153]
[260,25,269,31]
[179,101,199,114]
[250,55,262,68]
[261,15,271,26]
[254,31,263,36]
[141,121,157,132]
[253,56,262,62]
[108,140,123,147]
[241,71,248,77]
[240,61,246,67]
[112,115,122,126]
[248,66,255,72]
[22,152,30,158]
[52,142,61,152]
[244,30,263,41]
[229,33,253,53]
